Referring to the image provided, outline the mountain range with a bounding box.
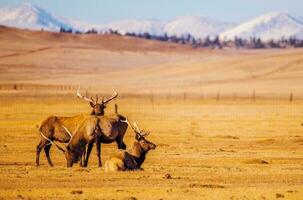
[0,3,303,41]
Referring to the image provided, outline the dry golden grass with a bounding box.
[0,92,302,200]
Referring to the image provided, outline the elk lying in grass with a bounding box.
[77,88,128,167]
[36,114,100,167]
[105,121,156,172]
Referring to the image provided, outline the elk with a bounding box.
[104,121,156,172]
[77,88,128,168]
[83,114,128,167]
[76,86,117,116]
[64,116,101,167]
[36,114,100,167]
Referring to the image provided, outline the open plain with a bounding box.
[0,26,303,199]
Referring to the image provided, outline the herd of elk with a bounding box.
[36,87,156,170]
[36,88,129,168]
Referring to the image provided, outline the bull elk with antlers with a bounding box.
[83,114,128,167]
[77,87,128,167]
[105,121,156,172]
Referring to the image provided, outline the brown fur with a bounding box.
[64,116,100,167]
[36,114,99,167]
[83,114,128,167]
[105,135,156,172]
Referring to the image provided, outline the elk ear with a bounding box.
[90,102,95,108]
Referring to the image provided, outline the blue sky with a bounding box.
[0,0,302,23]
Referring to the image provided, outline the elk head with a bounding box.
[77,86,118,116]
[129,122,156,151]
[64,144,85,167]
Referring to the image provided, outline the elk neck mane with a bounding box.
[130,141,147,167]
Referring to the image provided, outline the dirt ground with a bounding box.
[0,92,302,200]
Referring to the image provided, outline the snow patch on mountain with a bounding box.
[220,12,303,41]
[101,19,165,35]
[164,15,234,39]
[0,3,72,31]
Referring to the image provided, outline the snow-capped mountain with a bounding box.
[0,3,73,31]
[101,19,165,36]
[101,15,234,38]
[64,19,103,32]
[0,3,103,32]
[164,15,233,38]
[220,12,303,41]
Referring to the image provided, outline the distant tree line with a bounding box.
[59,27,120,35]
[125,31,303,49]
[59,26,303,49]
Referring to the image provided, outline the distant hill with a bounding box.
[0,25,302,96]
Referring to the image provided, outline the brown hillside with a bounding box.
[0,26,303,96]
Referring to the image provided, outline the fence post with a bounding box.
[216,91,220,101]
[115,104,118,114]
[233,92,237,101]
[183,92,187,102]
[150,91,154,111]
[253,89,256,102]
[289,93,293,102]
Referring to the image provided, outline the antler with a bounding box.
[141,131,150,137]
[132,122,149,137]
[76,86,95,104]
[102,89,118,104]
[129,121,140,134]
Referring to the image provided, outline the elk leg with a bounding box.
[83,140,94,167]
[79,145,87,167]
[67,157,73,168]
[44,144,53,167]
[116,138,126,150]
[96,139,102,167]
[36,140,48,166]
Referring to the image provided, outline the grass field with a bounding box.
[0,92,302,200]
[0,26,303,199]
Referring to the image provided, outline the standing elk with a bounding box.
[76,88,128,167]
[36,88,119,167]
[36,114,100,167]
[64,116,101,167]
[83,114,128,167]
[105,121,156,172]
